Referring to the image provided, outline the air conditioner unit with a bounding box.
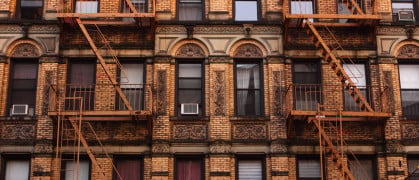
[398,10,415,21]
[11,104,29,115]
[181,103,199,115]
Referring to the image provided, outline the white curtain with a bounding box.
[65,160,90,180]
[5,160,30,180]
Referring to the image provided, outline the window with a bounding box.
[408,157,419,179]
[293,61,320,111]
[235,61,262,116]
[114,156,143,180]
[343,63,369,111]
[178,0,203,21]
[122,0,147,13]
[177,61,204,116]
[392,0,415,22]
[9,59,38,116]
[237,157,264,180]
[290,0,314,21]
[297,158,321,180]
[118,62,145,110]
[399,64,419,118]
[66,60,96,111]
[18,0,43,19]
[3,156,30,180]
[63,160,90,180]
[234,0,258,21]
[348,157,376,180]
[175,157,203,180]
[75,0,98,13]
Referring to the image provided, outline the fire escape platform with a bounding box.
[48,110,152,121]
[288,110,391,121]
[57,13,155,18]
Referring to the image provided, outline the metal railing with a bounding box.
[284,84,389,113]
[48,84,151,112]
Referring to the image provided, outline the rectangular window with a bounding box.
[290,0,314,21]
[237,158,264,180]
[293,61,320,111]
[392,0,415,22]
[9,59,38,116]
[235,61,262,116]
[118,62,144,110]
[4,158,30,180]
[177,62,203,116]
[114,157,143,180]
[178,0,203,21]
[348,157,376,180]
[122,0,147,13]
[399,64,419,118]
[19,0,43,19]
[176,157,203,180]
[297,158,321,180]
[408,157,419,179]
[63,160,90,180]
[343,63,369,111]
[75,0,98,13]
[235,0,258,21]
[66,60,96,111]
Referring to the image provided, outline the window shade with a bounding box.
[238,160,263,180]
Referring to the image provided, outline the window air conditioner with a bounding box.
[11,104,29,115]
[398,10,415,21]
[181,103,199,115]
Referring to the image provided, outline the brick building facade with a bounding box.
[0,0,418,179]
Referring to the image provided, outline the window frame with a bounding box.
[342,60,371,111]
[60,155,91,180]
[347,155,377,180]
[74,0,100,13]
[176,0,204,22]
[175,60,205,117]
[398,60,419,119]
[117,60,146,111]
[292,59,321,111]
[290,0,316,14]
[120,0,148,13]
[233,0,260,22]
[66,59,97,111]
[234,59,264,116]
[391,0,417,24]
[407,155,419,179]
[235,155,266,180]
[296,155,324,180]
[113,155,144,180]
[1,154,31,180]
[7,58,39,116]
[16,0,44,20]
[174,155,205,180]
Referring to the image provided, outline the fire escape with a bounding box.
[48,0,155,178]
[283,0,392,179]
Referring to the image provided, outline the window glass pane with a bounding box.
[237,90,261,115]
[235,1,258,21]
[121,63,144,85]
[179,64,201,77]
[179,90,201,103]
[176,158,202,180]
[115,159,141,180]
[236,64,260,89]
[5,160,30,180]
[65,160,90,180]
[13,63,37,79]
[21,0,42,7]
[291,1,313,14]
[179,79,201,88]
[408,159,419,179]
[392,2,414,10]
[349,159,374,180]
[298,159,321,178]
[343,64,366,86]
[12,79,37,89]
[294,63,319,84]
[12,90,36,105]
[75,1,98,13]
[401,90,419,116]
[179,1,202,21]
[399,65,419,89]
[70,62,95,85]
[238,160,262,180]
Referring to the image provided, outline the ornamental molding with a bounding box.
[175,43,205,58]
[376,27,419,35]
[397,44,419,58]
[232,123,267,140]
[173,123,207,141]
[213,71,226,116]
[272,71,283,116]
[209,140,231,154]
[152,143,170,153]
[156,26,186,34]
[157,70,167,115]
[402,123,418,140]
[11,43,41,57]
[233,44,263,57]
[2,124,35,139]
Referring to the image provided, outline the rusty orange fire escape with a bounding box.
[283,0,390,179]
[49,0,155,178]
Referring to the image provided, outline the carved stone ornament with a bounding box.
[173,124,207,140]
[272,71,283,116]
[209,140,231,154]
[152,143,170,153]
[11,43,40,57]
[157,70,167,115]
[402,124,418,140]
[385,140,403,154]
[175,44,205,57]
[213,71,226,116]
[234,44,263,57]
[397,44,419,58]
[34,143,53,154]
[270,142,287,154]
[232,123,267,140]
[2,125,35,139]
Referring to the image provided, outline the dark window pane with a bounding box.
[344,89,368,111]
[293,63,319,84]
[13,63,37,79]
[11,90,36,105]
[294,88,320,111]
[237,90,261,116]
[179,64,201,77]
[177,158,202,180]
[179,0,202,21]
[12,79,37,89]
[179,90,201,104]
[348,159,374,180]
[118,89,144,110]
[179,79,201,88]
[69,63,95,85]
[401,90,419,116]
[115,159,141,180]
[408,159,419,180]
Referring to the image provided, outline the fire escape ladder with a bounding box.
[309,117,355,180]
[303,19,373,112]
[75,18,133,111]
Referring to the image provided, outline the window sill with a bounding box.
[229,116,269,121]
[170,116,209,121]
